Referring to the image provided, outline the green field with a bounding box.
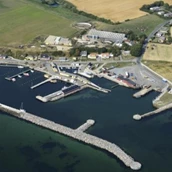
[0,0,83,45]
[0,0,167,45]
[96,14,166,36]
[143,60,172,81]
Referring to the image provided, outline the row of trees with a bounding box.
[69,46,121,57]
[40,0,114,24]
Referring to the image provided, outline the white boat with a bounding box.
[12,78,16,82]
[30,70,34,73]
[18,66,24,69]
[73,70,77,74]
[62,86,68,90]
[18,75,22,78]
[23,73,29,76]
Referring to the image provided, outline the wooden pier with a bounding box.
[5,69,31,80]
[31,76,57,89]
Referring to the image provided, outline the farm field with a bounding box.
[67,0,172,22]
[0,0,79,45]
[143,43,172,62]
[96,14,165,36]
[143,60,172,81]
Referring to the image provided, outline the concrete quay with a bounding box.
[36,85,86,102]
[0,103,141,170]
[76,119,95,132]
[133,103,172,120]
[133,86,153,98]
[99,73,127,87]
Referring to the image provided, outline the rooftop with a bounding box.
[87,29,126,44]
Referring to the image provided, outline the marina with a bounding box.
[5,69,31,80]
[0,102,141,170]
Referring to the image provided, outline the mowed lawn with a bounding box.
[0,4,76,45]
[67,0,172,22]
[143,43,172,62]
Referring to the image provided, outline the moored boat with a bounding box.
[12,78,16,82]
[23,73,29,76]
[18,66,24,69]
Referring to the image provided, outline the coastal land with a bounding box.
[0,0,172,171]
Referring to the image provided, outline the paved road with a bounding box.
[138,19,171,63]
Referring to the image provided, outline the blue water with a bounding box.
[0,66,172,172]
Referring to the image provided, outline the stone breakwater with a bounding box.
[133,102,172,120]
[0,103,141,170]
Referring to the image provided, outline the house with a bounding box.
[25,55,34,61]
[45,35,57,45]
[80,51,87,57]
[88,53,98,59]
[0,55,8,59]
[164,12,172,17]
[157,11,165,15]
[124,40,133,46]
[160,27,168,34]
[39,54,51,60]
[156,31,163,37]
[122,50,130,56]
[99,53,113,59]
[170,19,172,25]
[150,6,160,12]
[158,36,166,43]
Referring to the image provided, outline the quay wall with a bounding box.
[0,103,141,170]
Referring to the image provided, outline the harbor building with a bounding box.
[45,35,72,46]
[86,29,126,46]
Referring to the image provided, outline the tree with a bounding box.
[130,43,143,57]
[110,46,121,56]
[167,36,172,44]
[121,43,131,51]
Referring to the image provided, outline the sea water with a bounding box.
[0,66,172,172]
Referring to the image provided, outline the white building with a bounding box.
[45,35,72,46]
[87,29,126,45]
[157,11,165,15]
[150,6,160,11]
